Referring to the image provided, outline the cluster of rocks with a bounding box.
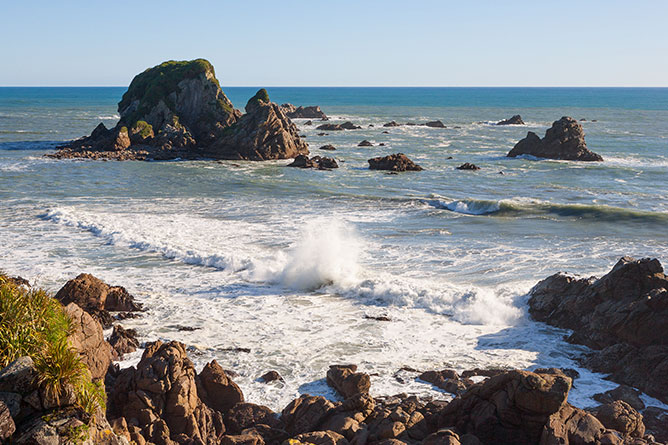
[2,269,667,444]
[381,120,447,128]
[288,154,339,170]
[507,116,603,161]
[316,122,362,131]
[51,60,309,161]
[528,256,668,405]
[280,104,328,120]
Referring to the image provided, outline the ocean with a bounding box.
[1,87,667,410]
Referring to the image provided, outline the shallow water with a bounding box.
[1,87,667,410]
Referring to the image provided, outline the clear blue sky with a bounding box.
[3,0,667,87]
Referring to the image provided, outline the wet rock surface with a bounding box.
[368,153,423,172]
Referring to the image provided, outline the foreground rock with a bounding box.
[56,273,142,328]
[507,116,603,161]
[496,114,525,125]
[288,154,338,170]
[316,122,361,131]
[64,303,115,380]
[528,256,668,403]
[107,341,232,444]
[52,59,308,161]
[326,365,371,399]
[280,104,328,120]
[368,153,423,172]
[0,357,128,444]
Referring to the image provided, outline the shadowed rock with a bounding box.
[507,116,603,161]
[496,114,525,125]
[368,153,422,172]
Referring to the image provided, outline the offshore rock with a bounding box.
[496,114,525,125]
[53,60,308,161]
[287,155,338,170]
[528,256,668,402]
[280,104,328,120]
[368,153,423,172]
[507,116,603,161]
[456,163,480,170]
[316,122,361,131]
[424,120,446,128]
[207,89,309,160]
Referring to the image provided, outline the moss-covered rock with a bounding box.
[55,59,308,161]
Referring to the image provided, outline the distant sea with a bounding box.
[1,87,667,410]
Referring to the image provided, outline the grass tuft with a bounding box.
[0,274,106,423]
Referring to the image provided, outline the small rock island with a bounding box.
[52,59,309,161]
[507,116,603,161]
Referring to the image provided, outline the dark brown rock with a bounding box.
[642,406,668,443]
[55,273,142,325]
[594,401,645,438]
[293,430,348,445]
[383,121,401,127]
[358,140,373,147]
[225,402,281,435]
[319,144,336,151]
[456,163,480,171]
[418,370,468,395]
[507,116,603,161]
[423,429,461,445]
[288,155,338,170]
[527,256,668,402]
[425,120,446,128]
[281,395,337,436]
[593,385,645,411]
[540,403,607,445]
[280,104,328,120]
[108,324,139,359]
[260,371,283,383]
[368,153,422,172]
[107,340,225,444]
[197,360,245,414]
[316,122,361,131]
[496,115,525,125]
[438,370,572,444]
[326,365,371,399]
[0,401,15,441]
[209,89,309,160]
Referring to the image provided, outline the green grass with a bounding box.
[0,274,106,424]
[247,88,270,109]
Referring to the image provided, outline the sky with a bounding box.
[2,0,668,87]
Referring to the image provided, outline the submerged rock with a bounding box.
[424,120,446,128]
[496,114,525,125]
[456,163,480,170]
[507,116,603,161]
[528,256,668,402]
[368,153,423,172]
[53,60,308,161]
[383,121,401,127]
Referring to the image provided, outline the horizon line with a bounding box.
[2,85,668,89]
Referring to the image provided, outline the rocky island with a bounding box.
[507,116,603,161]
[51,59,309,161]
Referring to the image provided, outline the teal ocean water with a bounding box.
[1,87,667,409]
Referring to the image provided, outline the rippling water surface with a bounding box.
[1,87,667,410]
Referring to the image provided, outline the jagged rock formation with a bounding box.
[207,89,309,160]
[496,114,525,125]
[368,153,423,172]
[280,104,328,120]
[456,163,480,170]
[507,116,603,161]
[528,256,668,403]
[52,59,308,161]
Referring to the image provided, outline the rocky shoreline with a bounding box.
[1,256,667,444]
